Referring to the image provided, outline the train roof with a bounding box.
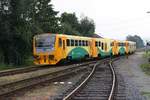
[34,33,136,44]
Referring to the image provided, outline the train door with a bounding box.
[62,37,66,58]
[56,36,66,62]
[115,40,119,55]
[89,40,92,57]
[104,42,107,52]
[91,39,97,57]
[125,41,129,54]
[111,40,115,55]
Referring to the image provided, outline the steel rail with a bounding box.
[0,61,96,97]
[108,61,116,100]
[63,62,99,100]
[0,61,97,77]
[63,58,118,100]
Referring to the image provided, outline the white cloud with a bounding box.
[52,0,150,41]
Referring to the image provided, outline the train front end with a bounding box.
[33,34,57,65]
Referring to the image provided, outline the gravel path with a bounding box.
[114,52,150,100]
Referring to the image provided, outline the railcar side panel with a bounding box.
[33,33,137,65]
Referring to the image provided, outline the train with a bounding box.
[33,33,136,65]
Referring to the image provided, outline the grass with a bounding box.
[143,50,150,58]
[24,56,34,66]
[140,50,150,75]
[141,91,150,99]
[0,64,20,71]
[140,63,150,75]
[0,56,34,71]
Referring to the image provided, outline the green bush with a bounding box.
[140,63,150,75]
[0,64,18,71]
[143,50,150,58]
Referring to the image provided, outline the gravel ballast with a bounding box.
[114,52,150,100]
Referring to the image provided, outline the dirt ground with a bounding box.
[114,52,150,100]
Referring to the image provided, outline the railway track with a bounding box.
[0,60,103,98]
[0,65,50,77]
[0,60,98,77]
[0,56,124,99]
[62,58,118,100]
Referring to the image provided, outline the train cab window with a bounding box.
[82,40,85,46]
[79,40,82,46]
[99,42,101,46]
[67,39,70,46]
[59,38,62,47]
[75,40,78,46]
[101,42,104,50]
[71,39,74,46]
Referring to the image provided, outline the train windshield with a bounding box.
[35,34,55,51]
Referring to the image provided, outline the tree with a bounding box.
[59,12,79,35]
[0,0,33,65]
[126,35,144,48]
[30,0,59,34]
[78,16,95,36]
[59,12,95,36]
[0,0,59,65]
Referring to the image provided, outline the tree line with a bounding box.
[126,35,144,48]
[0,0,95,65]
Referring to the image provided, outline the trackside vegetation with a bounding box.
[140,51,150,75]
[0,0,95,67]
[0,0,145,68]
[140,63,150,75]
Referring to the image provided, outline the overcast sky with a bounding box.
[52,0,150,41]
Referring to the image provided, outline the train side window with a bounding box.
[82,40,85,46]
[85,41,87,46]
[59,38,62,47]
[119,43,121,46]
[101,42,104,50]
[71,39,74,46]
[79,40,82,46]
[99,41,101,46]
[95,41,98,47]
[67,39,70,46]
[75,40,78,46]
[111,42,114,46]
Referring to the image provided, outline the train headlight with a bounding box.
[34,55,40,59]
